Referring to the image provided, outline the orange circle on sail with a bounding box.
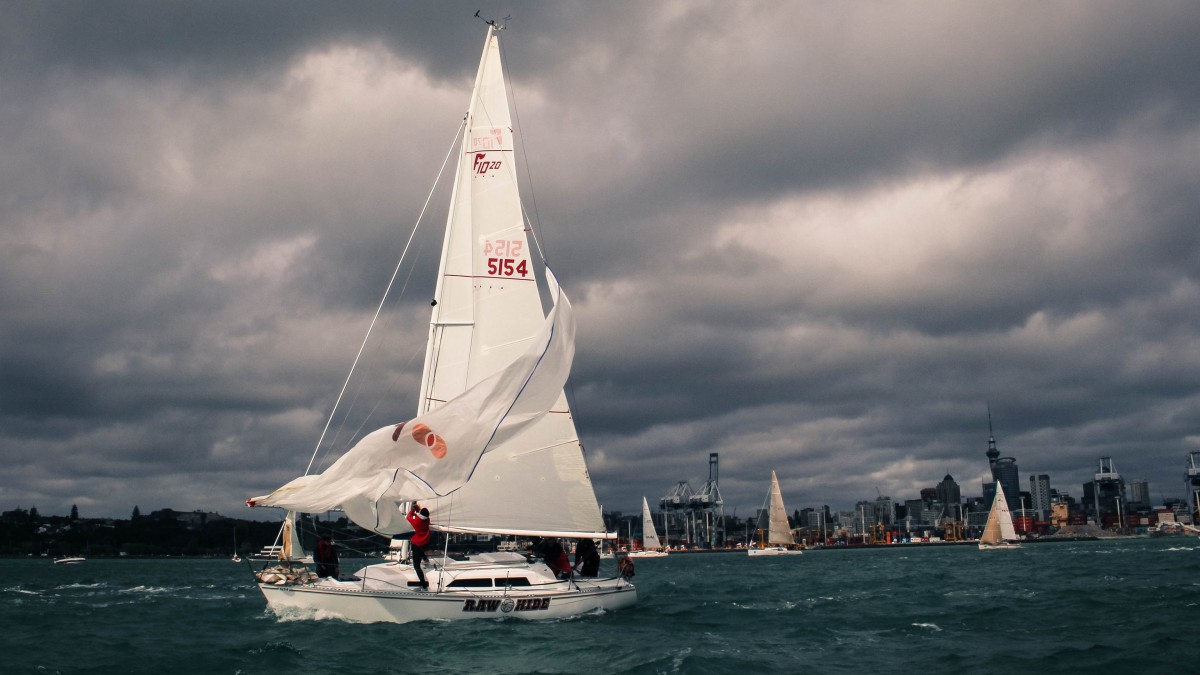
[410,423,431,443]
[410,423,448,459]
[428,436,448,459]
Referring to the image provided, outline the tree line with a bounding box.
[0,506,315,558]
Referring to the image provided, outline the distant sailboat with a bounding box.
[627,497,668,558]
[978,482,1021,550]
[748,471,803,556]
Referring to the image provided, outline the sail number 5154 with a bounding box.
[486,257,528,277]
[483,239,528,278]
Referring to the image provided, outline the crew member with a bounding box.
[314,532,339,578]
[406,502,431,589]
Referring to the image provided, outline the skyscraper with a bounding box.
[1129,480,1149,508]
[985,408,1021,512]
[935,474,961,513]
[1030,474,1051,520]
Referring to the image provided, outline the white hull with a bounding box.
[747,546,802,557]
[978,542,1021,550]
[257,553,635,624]
[625,550,668,558]
[54,557,86,564]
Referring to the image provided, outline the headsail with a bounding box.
[640,497,662,550]
[249,270,575,533]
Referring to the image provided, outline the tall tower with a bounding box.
[984,407,1020,512]
[986,405,1000,466]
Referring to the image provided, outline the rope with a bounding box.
[303,117,467,476]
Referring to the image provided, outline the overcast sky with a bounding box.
[3,1,1200,523]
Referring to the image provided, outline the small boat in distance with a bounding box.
[979,482,1022,550]
[627,497,668,558]
[748,471,803,556]
[54,557,85,564]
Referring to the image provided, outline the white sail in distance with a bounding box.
[640,497,662,549]
[981,482,1019,545]
[765,471,795,546]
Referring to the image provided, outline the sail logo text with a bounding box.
[462,597,551,613]
[474,153,502,174]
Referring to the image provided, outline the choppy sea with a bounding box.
[3,538,1197,674]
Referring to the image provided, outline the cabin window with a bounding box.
[496,577,530,587]
[447,578,493,588]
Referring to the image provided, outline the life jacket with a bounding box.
[406,510,431,546]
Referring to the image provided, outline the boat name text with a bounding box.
[461,597,551,613]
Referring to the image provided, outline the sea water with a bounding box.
[3,538,1197,674]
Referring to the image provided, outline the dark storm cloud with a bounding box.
[2,1,1199,520]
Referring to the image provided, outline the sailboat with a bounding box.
[245,22,636,622]
[978,482,1021,550]
[627,497,668,558]
[748,471,803,556]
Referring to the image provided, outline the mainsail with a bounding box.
[251,26,606,539]
[764,470,795,546]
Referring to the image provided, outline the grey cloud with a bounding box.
[3,1,1200,519]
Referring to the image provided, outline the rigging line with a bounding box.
[322,219,433,465]
[303,116,468,476]
[319,259,430,472]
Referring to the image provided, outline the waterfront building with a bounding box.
[1030,474,1051,520]
[935,474,961,511]
[903,499,926,525]
[919,487,937,507]
[836,511,857,532]
[1050,502,1069,528]
[920,506,942,525]
[873,495,895,526]
[854,501,878,535]
[1129,480,1150,509]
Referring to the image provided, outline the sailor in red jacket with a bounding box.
[406,502,431,589]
